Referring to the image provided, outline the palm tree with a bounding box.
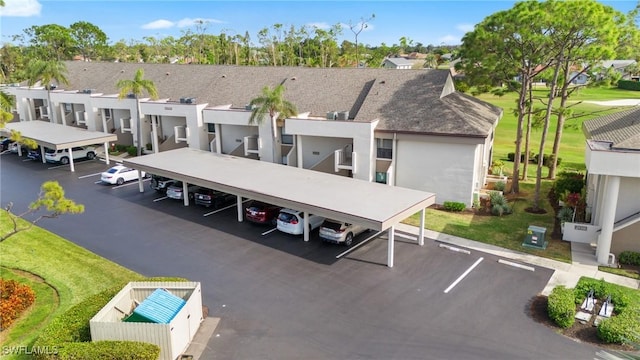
[26,59,69,123]
[116,68,158,156]
[248,84,297,164]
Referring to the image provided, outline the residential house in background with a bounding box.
[563,107,640,264]
[382,57,414,69]
[3,62,502,206]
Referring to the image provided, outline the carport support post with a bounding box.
[103,143,110,165]
[183,182,189,206]
[68,148,76,172]
[303,212,310,242]
[236,196,243,222]
[137,170,144,192]
[419,208,425,246]
[387,226,395,268]
[40,146,46,163]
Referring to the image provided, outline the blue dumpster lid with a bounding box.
[128,288,186,324]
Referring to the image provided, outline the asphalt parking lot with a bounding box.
[1,152,601,359]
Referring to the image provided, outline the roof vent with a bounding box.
[221,74,226,78]
[326,111,338,120]
[245,104,256,111]
[80,89,94,94]
[337,111,349,120]
[180,97,196,104]
[126,93,136,99]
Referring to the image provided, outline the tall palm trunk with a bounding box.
[522,81,534,181]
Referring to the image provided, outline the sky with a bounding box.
[1,0,638,47]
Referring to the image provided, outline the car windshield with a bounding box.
[248,202,267,211]
[45,148,56,154]
[321,220,343,231]
[278,212,296,223]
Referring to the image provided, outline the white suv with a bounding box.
[45,146,96,164]
[276,209,325,236]
[319,220,368,246]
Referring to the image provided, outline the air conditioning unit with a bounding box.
[180,97,196,104]
[337,111,349,120]
[326,111,338,120]
[245,104,256,111]
[126,93,136,99]
[81,89,94,94]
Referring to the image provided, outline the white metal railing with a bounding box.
[119,118,132,133]
[39,106,49,120]
[75,111,87,125]
[174,125,188,143]
[334,147,356,174]
[243,135,260,156]
[386,161,394,186]
[209,137,216,153]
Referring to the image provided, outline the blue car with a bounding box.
[27,147,43,161]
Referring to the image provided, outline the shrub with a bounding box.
[557,207,574,223]
[619,251,640,266]
[54,341,160,360]
[115,144,128,152]
[533,154,562,167]
[443,201,466,212]
[126,146,137,157]
[548,286,575,328]
[0,279,36,330]
[597,310,640,344]
[507,152,534,162]
[493,181,505,191]
[554,171,585,195]
[488,192,511,216]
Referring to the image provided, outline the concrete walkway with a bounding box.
[395,223,640,295]
[583,99,640,106]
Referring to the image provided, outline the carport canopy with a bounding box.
[2,121,117,171]
[124,147,436,267]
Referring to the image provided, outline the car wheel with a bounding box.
[60,157,69,165]
[86,152,96,160]
[116,178,124,185]
[344,232,354,246]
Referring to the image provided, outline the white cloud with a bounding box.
[438,35,461,45]
[1,0,41,17]
[306,22,330,30]
[456,24,474,33]
[176,18,224,28]
[142,19,174,30]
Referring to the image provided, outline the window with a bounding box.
[376,138,393,159]
[281,133,294,145]
[207,123,216,133]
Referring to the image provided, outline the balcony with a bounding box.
[174,125,188,143]
[335,145,356,174]
[244,135,260,156]
[75,110,87,126]
[120,118,132,133]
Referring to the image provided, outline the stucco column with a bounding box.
[40,146,46,163]
[101,109,108,133]
[387,226,395,268]
[596,175,620,264]
[151,115,159,153]
[103,143,110,165]
[237,196,243,222]
[594,174,606,226]
[215,124,222,154]
[303,212,310,242]
[297,135,303,168]
[183,182,189,206]
[68,148,75,172]
[138,170,144,193]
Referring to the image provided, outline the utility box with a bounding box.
[522,225,547,250]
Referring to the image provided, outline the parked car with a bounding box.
[276,208,325,236]
[44,146,96,164]
[319,220,368,246]
[166,182,201,201]
[0,138,12,152]
[101,164,146,185]
[8,142,29,154]
[245,201,282,225]
[194,188,235,208]
[150,175,177,193]
[27,146,43,161]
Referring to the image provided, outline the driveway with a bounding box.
[0,153,602,360]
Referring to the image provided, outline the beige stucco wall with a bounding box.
[611,222,640,255]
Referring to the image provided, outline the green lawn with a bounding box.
[0,212,143,358]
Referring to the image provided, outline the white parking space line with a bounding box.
[261,228,278,236]
[336,230,384,259]
[22,158,33,162]
[498,259,535,272]
[112,178,150,190]
[444,257,484,294]
[438,243,471,255]
[79,172,102,179]
[94,180,103,184]
[203,199,251,217]
[153,196,168,202]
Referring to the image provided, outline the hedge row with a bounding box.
[547,286,575,328]
[618,251,640,266]
[0,279,36,330]
[443,201,466,212]
[34,277,189,360]
[618,80,640,91]
[506,152,562,167]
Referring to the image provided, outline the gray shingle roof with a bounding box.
[61,61,501,137]
[583,107,640,150]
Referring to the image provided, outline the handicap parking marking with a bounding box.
[261,227,278,236]
[79,172,103,179]
[153,196,168,202]
[443,257,484,294]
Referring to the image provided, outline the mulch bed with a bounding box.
[529,295,634,351]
